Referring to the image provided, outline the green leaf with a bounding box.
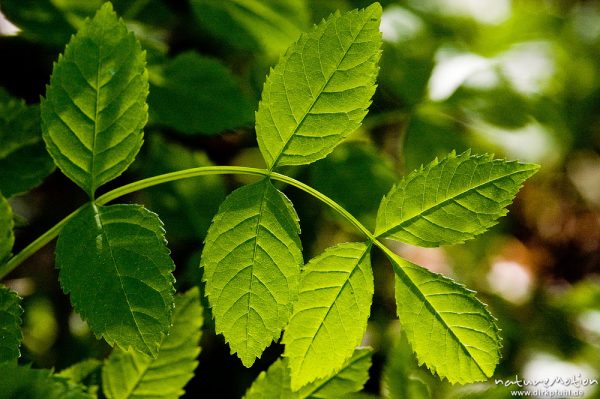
[201,178,303,366]
[56,203,175,357]
[0,0,77,46]
[58,359,102,397]
[0,90,55,197]
[389,253,501,384]
[191,0,309,56]
[382,331,430,399]
[282,242,373,390]
[255,4,382,169]
[58,359,102,384]
[102,287,203,399]
[298,347,372,399]
[148,52,253,135]
[0,285,23,362]
[375,151,539,247]
[140,136,226,242]
[41,3,148,197]
[0,363,94,399]
[244,358,292,399]
[244,348,373,399]
[0,192,14,264]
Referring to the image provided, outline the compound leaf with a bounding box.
[389,253,501,384]
[0,285,23,362]
[0,363,94,399]
[282,242,373,390]
[201,178,302,367]
[102,287,203,399]
[56,203,175,357]
[41,3,148,197]
[0,193,14,264]
[256,4,382,169]
[0,90,55,197]
[148,52,253,135]
[244,348,373,399]
[375,151,539,247]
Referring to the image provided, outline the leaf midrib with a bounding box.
[244,179,270,357]
[116,294,198,399]
[300,349,370,398]
[392,257,490,379]
[294,243,371,381]
[269,10,373,170]
[115,353,151,399]
[377,166,533,238]
[94,205,152,355]
[89,35,102,198]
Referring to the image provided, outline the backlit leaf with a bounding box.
[297,348,371,398]
[41,3,148,197]
[256,4,382,169]
[376,151,539,247]
[0,285,23,362]
[0,89,55,197]
[382,331,431,399]
[201,178,302,366]
[57,359,102,397]
[57,358,102,384]
[282,242,373,390]
[56,203,175,357]
[102,287,203,399]
[390,253,501,384]
[244,348,373,399]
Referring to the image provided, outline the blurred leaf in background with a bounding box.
[190,0,309,57]
[148,52,254,135]
[0,89,54,197]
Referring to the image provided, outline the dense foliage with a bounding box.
[1,0,599,398]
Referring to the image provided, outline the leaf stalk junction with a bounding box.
[0,165,398,279]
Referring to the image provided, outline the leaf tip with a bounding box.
[366,2,383,18]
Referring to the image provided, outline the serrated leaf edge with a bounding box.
[256,3,383,169]
[376,149,540,243]
[283,241,372,391]
[391,255,502,384]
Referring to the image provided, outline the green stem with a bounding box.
[1,166,380,279]
[95,166,268,205]
[268,172,376,242]
[0,207,86,279]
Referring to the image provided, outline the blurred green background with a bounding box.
[1,0,599,398]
